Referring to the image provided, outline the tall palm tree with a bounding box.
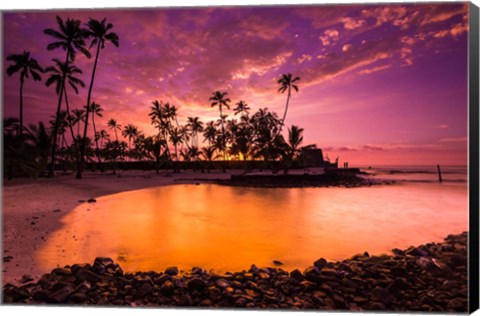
[77,17,119,179]
[107,118,121,141]
[186,116,204,147]
[45,58,85,154]
[6,51,43,135]
[168,127,184,163]
[87,102,104,163]
[209,91,231,160]
[277,73,300,134]
[44,15,91,177]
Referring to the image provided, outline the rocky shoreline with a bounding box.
[216,172,389,188]
[3,232,468,312]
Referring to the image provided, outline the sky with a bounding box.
[2,2,470,166]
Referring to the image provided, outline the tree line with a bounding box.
[5,15,308,179]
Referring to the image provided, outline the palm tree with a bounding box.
[149,100,172,160]
[282,125,304,174]
[44,15,91,177]
[72,108,86,137]
[168,127,184,163]
[6,51,43,135]
[78,17,119,179]
[87,102,103,164]
[45,58,85,154]
[233,100,250,117]
[277,73,300,134]
[96,129,110,148]
[122,124,139,160]
[107,119,121,141]
[209,91,231,160]
[186,116,204,147]
[202,121,217,146]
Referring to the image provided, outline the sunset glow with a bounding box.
[3,3,469,165]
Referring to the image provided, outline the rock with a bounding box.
[369,302,386,310]
[290,269,304,281]
[187,278,207,291]
[87,198,97,203]
[52,267,73,276]
[93,257,114,273]
[370,287,393,305]
[314,258,328,270]
[3,255,13,263]
[136,283,153,298]
[160,280,174,296]
[20,275,34,284]
[52,209,62,212]
[273,260,283,266]
[46,285,75,303]
[304,266,322,283]
[75,268,103,284]
[165,266,179,276]
[249,264,260,274]
[70,292,88,303]
[215,278,229,288]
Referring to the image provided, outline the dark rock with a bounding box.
[160,280,174,296]
[273,260,283,266]
[75,268,103,284]
[290,269,304,281]
[20,275,34,284]
[52,209,62,212]
[87,198,97,203]
[47,285,75,303]
[70,292,88,303]
[215,278,229,288]
[370,287,393,305]
[369,302,386,310]
[136,283,153,298]
[165,266,179,276]
[314,258,328,270]
[52,267,73,276]
[187,278,208,291]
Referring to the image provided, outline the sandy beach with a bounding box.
[2,169,239,286]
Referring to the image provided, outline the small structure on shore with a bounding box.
[300,147,337,168]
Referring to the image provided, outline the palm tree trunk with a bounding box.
[64,89,79,156]
[92,114,102,165]
[19,76,24,136]
[279,87,291,134]
[48,50,70,177]
[219,106,226,160]
[77,40,101,179]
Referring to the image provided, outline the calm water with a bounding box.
[37,166,468,273]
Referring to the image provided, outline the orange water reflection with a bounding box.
[37,183,468,273]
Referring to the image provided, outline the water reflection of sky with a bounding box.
[37,181,468,273]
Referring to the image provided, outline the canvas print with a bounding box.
[1,1,478,313]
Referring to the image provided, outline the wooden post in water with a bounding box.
[437,164,443,183]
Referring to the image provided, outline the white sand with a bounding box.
[2,169,239,286]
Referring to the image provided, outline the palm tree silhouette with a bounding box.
[72,108,86,138]
[78,18,119,179]
[45,58,85,154]
[107,118,121,142]
[277,73,300,134]
[233,100,250,117]
[122,124,139,160]
[86,102,104,164]
[6,51,43,135]
[186,116,204,147]
[209,91,231,160]
[44,16,91,177]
